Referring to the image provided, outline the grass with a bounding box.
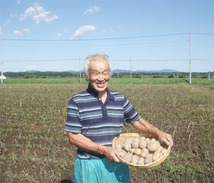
[0,83,214,182]
[2,77,214,85]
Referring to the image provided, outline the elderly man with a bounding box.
[65,54,173,183]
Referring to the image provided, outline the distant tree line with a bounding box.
[4,71,213,79]
[112,72,213,78]
[4,71,80,78]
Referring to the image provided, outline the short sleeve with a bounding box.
[123,96,141,124]
[65,98,82,133]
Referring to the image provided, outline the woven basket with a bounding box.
[112,133,171,168]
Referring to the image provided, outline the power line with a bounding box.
[193,59,214,61]
[192,32,214,36]
[3,32,214,42]
[3,33,189,42]
[5,58,79,63]
[5,58,188,63]
[4,58,214,63]
[112,59,188,62]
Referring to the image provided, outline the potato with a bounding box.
[123,143,132,152]
[115,144,123,151]
[151,138,156,142]
[152,151,162,161]
[130,148,135,154]
[156,146,163,152]
[138,157,145,165]
[145,138,151,143]
[134,148,142,156]
[122,153,132,162]
[147,141,160,152]
[118,150,126,157]
[132,138,139,148]
[140,136,146,141]
[161,148,167,154]
[144,154,153,164]
[154,151,162,157]
[139,140,147,149]
[140,148,149,157]
[114,135,169,166]
[152,154,160,161]
[124,138,133,144]
[115,138,125,145]
[131,155,139,164]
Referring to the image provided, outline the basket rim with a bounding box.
[112,133,171,168]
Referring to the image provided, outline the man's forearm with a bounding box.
[132,118,161,137]
[132,118,174,146]
[68,132,121,162]
[68,132,103,154]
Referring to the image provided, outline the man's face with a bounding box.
[87,60,110,94]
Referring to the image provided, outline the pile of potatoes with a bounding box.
[114,136,168,165]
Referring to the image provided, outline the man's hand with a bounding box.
[98,145,121,162]
[157,131,174,147]
[132,118,174,147]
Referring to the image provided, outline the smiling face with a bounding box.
[86,59,110,96]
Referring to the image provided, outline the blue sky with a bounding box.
[0,0,214,72]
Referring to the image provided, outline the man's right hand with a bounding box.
[98,145,121,162]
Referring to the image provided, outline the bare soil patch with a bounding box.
[0,84,213,182]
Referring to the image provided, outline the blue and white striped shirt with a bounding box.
[65,84,141,159]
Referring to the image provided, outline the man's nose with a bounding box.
[98,74,104,80]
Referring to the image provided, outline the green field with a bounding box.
[2,77,214,85]
[0,83,214,183]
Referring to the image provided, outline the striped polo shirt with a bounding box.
[65,84,141,159]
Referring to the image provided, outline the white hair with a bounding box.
[83,53,112,78]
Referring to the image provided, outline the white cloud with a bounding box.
[17,0,22,4]
[23,28,30,33]
[13,30,22,35]
[20,2,58,24]
[13,28,30,35]
[4,14,17,26]
[57,33,62,37]
[71,25,96,39]
[102,28,115,34]
[0,27,2,35]
[84,6,100,15]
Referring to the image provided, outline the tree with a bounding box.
[168,74,174,78]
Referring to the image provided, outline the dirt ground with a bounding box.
[0,84,213,182]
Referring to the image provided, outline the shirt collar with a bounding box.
[87,84,115,101]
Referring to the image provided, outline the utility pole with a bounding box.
[79,58,82,84]
[1,39,3,84]
[130,59,132,78]
[189,32,192,85]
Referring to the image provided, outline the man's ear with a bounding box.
[85,74,89,81]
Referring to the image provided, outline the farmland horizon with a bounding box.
[3,68,214,74]
[0,84,213,182]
